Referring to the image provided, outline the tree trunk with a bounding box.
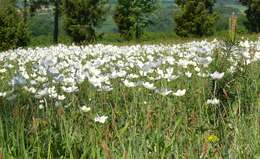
[53,0,60,44]
[135,16,141,40]
[23,0,28,23]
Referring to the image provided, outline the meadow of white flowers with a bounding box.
[0,39,260,158]
[0,39,259,110]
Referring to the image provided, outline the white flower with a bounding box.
[94,115,108,124]
[185,72,192,78]
[62,85,79,93]
[197,57,212,65]
[143,82,156,90]
[207,98,220,105]
[80,106,91,113]
[123,80,137,88]
[58,95,66,100]
[11,73,27,86]
[155,88,173,96]
[210,71,224,80]
[39,104,44,109]
[0,92,7,97]
[0,68,7,73]
[173,89,186,97]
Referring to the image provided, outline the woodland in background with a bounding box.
[0,0,260,51]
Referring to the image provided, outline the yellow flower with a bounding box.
[207,134,219,143]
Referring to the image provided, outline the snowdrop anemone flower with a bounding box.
[58,95,66,101]
[143,82,156,90]
[197,57,213,66]
[207,98,220,105]
[0,68,6,73]
[39,104,44,110]
[80,106,91,113]
[155,88,173,96]
[11,73,27,86]
[173,89,186,97]
[123,80,137,88]
[210,71,224,80]
[0,92,7,97]
[94,115,108,124]
[185,72,192,78]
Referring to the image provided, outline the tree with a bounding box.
[174,0,218,37]
[0,0,29,51]
[113,0,157,40]
[63,0,108,43]
[29,0,61,43]
[239,0,260,32]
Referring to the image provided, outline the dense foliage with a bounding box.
[113,0,158,40]
[174,0,218,37]
[27,0,61,43]
[0,0,29,51]
[63,0,108,43]
[240,0,260,32]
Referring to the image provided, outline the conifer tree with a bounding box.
[0,0,29,51]
[174,0,218,37]
[29,0,61,43]
[63,0,108,43]
[113,0,157,40]
[240,0,260,32]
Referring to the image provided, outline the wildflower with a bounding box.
[39,104,44,110]
[207,134,219,143]
[0,68,6,73]
[185,72,192,78]
[207,98,220,105]
[123,80,137,88]
[0,92,7,97]
[58,95,66,100]
[155,88,172,96]
[11,73,27,86]
[80,106,91,113]
[173,89,186,97]
[94,115,108,124]
[210,71,224,80]
[143,82,156,90]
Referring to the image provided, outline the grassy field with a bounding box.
[0,38,259,158]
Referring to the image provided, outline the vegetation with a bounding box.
[174,0,218,37]
[0,1,260,158]
[0,0,29,51]
[29,0,61,43]
[113,0,158,40]
[240,0,260,32]
[63,0,108,43]
[0,39,259,158]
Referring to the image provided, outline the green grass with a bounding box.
[0,40,259,158]
[29,32,260,47]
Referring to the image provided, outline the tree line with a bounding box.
[0,0,260,51]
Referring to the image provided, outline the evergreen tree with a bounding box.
[240,0,260,32]
[63,0,108,43]
[113,0,157,40]
[174,0,218,37]
[29,0,61,43]
[0,0,29,51]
